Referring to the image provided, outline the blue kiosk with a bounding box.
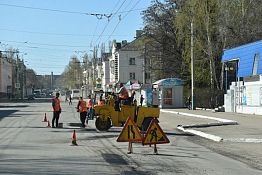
[152,78,183,109]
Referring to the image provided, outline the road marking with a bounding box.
[224,138,262,143]
[177,126,223,142]
[161,109,237,123]
[161,110,238,142]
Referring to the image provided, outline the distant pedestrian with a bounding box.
[77,97,88,128]
[52,92,61,128]
[69,95,72,105]
[186,96,191,110]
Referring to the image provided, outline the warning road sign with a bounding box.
[142,118,170,145]
[117,116,142,142]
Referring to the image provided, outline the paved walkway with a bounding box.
[161,108,262,143]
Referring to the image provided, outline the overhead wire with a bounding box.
[0,28,129,37]
[0,3,112,20]
[94,0,128,45]
[106,0,142,42]
[0,1,147,75]
[90,20,100,47]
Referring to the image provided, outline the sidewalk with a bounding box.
[160,108,262,143]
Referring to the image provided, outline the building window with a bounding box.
[130,72,135,80]
[252,53,259,75]
[129,58,136,65]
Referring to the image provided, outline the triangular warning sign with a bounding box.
[117,116,142,142]
[142,118,170,145]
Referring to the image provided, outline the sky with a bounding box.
[0,0,152,75]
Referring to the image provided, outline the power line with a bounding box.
[1,39,90,48]
[0,3,112,20]
[106,0,142,42]
[0,28,129,37]
[94,0,128,45]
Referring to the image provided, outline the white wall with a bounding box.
[224,75,262,114]
[118,50,143,83]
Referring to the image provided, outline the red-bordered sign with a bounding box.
[142,118,170,145]
[117,116,142,142]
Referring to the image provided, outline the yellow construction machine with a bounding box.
[93,93,160,131]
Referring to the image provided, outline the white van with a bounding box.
[71,89,81,99]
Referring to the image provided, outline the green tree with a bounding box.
[62,56,82,89]
[142,0,183,80]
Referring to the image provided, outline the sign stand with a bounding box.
[142,118,170,154]
[117,116,142,154]
[153,144,158,154]
[127,142,133,154]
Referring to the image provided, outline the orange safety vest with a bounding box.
[87,99,93,108]
[53,98,61,112]
[79,100,88,112]
[119,87,129,99]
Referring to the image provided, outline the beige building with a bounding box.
[0,56,12,98]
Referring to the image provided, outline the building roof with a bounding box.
[153,78,183,87]
[222,40,262,77]
[119,36,147,51]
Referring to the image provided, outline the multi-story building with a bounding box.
[109,39,144,86]
[0,54,12,98]
[101,53,110,92]
[0,52,26,99]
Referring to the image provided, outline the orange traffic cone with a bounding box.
[42,113,48,122]
[47,120,51,128]
[71,130,78,146]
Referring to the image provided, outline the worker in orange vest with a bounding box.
[87,95,94,120]
[77,96,88,128]
[52,92,61,128]
[118,83,129,101]
[115,83,129,111]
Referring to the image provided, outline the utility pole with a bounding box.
[51,72,53,91]
[191,18,194,110]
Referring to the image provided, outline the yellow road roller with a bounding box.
[93,95,160,131]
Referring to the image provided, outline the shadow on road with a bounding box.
[0,110,19,120]
[0,105,29,108]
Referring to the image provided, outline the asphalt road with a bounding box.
[0,101,261,175]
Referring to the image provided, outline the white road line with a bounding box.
[224,138,262,143]
[177,126,223,142]
[161,109,237,123]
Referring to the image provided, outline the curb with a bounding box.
[161,109,238,142]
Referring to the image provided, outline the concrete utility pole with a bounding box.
[51,72,53,91]
[191,19,194,110]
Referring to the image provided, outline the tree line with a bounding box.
[142,0,262,107]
